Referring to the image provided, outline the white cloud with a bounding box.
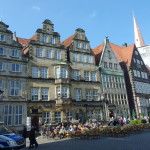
[90,12,96,18]
[33,6,41,11]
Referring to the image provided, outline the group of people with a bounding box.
[22,126,38,149]
[41,122,103,139]
[108,117,130,126]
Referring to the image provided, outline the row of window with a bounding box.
[42,36,56,44]
[32,67,97,81]
[104,62,118,69]
[36,48,61,59]
[102,82,125,89]
[0,80,20,96]
[133,70,148,79]
[0,48,20,57]
[43,110,101,123]
[73,53,93,64]
[106,93,128,105]
[133,58,144,65]
[76,42,88,49]
[4,105,23,126]
[102,75,124,83]
[0,62,21,72]
[31,88,99,101]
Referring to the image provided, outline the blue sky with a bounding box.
[0,0,150,48]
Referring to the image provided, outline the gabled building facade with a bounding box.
[61,28,102,123]
[0,21,27,131]
[92,38,130,119]
[120,44,150,118]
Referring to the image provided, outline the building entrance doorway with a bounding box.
[31,116,39,131]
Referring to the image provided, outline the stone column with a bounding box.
[51,111,55,124]
[62,110,67,122]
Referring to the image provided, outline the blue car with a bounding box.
[0,122,25,150]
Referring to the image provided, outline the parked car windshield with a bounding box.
[0,124,13,135]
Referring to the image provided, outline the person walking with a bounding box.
[22,125,28,147]
[29,126,38,149]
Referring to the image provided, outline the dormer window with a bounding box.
[76,42,80,48]
[135,51,138,55]
[42,36,47,43]
[82,43,87,49]
[50,36,55,44]
[108,50,111,59]
[0,34,4,41]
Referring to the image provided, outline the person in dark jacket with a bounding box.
[22,126,28,147]
[29,126,38,149]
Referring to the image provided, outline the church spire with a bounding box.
[133,15,145,47]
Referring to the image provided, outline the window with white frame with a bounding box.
[0,47,4,55]
[87,110,93,119]
[61,68,67,78]
[0,80,2,91]
[56,87,61,98]
[55,68,67,78]
[95,110,101,120]
[86,90,92,101]
[41,67,48,78]
[55,112,61,123]
[55,68,60,78]
[54,50,60,59]
[0,62,4,71]
[62,87,68,98]
[141,72,144,78]
[10,81,20,96]
[80,54,85,63]
[133,70,137,77]
[109,63,112,69]
[15,105,23,125]
[114,64,117,69]
[73,70,80,80]
[43,112,50,123]
[137,71,141,77]
[42,89,48,101]
[50,36,55,44]
[4,105,12,125]
[104,62,107,68]
[46,49,52,58]
[137,59,140,64]
[135,51,138,55]
[76,42,80,48]
[31,88,38,101]
[0,34,4,41]
[75,89,82,101]
[87,55,92,63]
[133,58,136,63]
[73,53,78,62]
[11,49,19,57]
[84,71,89,81]
[144,72,148,79]
[11,63,20,72]
[36,48,43,57]
[32,67,39,78]
[91,72,96,81]
[42,36,47,43]
[67,111,72,121]
[93,90,98,101]
[82,43,87,49]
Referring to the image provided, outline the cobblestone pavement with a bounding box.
[23,131,150,150]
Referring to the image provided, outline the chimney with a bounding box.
[122,43,127,47]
